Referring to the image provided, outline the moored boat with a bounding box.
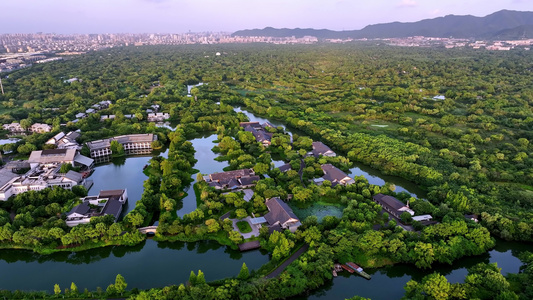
[346,262,371,280]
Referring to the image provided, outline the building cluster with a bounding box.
[204,168,260,190]
[0,148,94,201]
[72,100,112,123]
[385,36,533,50]
[0,52,49,73]
[66,189,128,226]
[0,33,320,57]
[239,121,276,147]
[147,112,170,122]
[2,122,52,134]
[45,131,81,150]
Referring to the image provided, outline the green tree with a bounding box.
[189,271,197,285]
[235,208,248,219]
[54,284,61,297]
[205,219,220,233]
[114,274,127,296]
[110,140,125,156]
[59,163,72,173]
[196,270,206,284]
[70,282,78,296]
[237,262,249,280]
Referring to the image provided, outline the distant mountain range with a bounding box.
[232,10,533,40]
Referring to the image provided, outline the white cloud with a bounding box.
[397,0,417,7]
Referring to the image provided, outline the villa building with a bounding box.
[316,164,355,186]
[86,133,156,158]
[204,168,260,190]
[28,148,94,170]
[29,123,52,133]
[240,122,275,147]
[264,197,301,233]
[0,162,87,201]
[309,141,336,157]
[66,189,128,226]
[372,193,415,218]
[147,112,170,122]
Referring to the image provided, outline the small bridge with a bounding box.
[138,226,158,234]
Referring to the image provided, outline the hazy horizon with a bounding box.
[1,0,532,34]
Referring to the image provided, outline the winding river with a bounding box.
[0,106,530,298]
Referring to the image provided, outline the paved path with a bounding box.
[298,159,306,187]
[265,244,309,279]
[230,217,260,239]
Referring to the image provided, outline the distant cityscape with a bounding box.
[1,32,532,73]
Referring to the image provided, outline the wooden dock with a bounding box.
[346,262,371,280]
[341,264,354,273]
[238,240,261,252]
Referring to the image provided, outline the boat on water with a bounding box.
[346,262,371,280]
[340,264,354,273]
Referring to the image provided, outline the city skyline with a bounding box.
[1,0,532,34]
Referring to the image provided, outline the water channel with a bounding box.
[0,106,530,298]
[0,138,20,145]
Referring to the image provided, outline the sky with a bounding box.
[1,0,531,34]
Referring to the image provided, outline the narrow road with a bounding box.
[298,159,306,187]
[265,244,309,279]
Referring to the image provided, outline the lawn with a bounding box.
[236,221,252,233]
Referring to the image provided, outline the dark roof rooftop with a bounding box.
[238,240,261,251]
[42,149,68,155]
[312,141,333,155]
[64,170,83,182]
[239,122,261,128]
[265,197,299,226]
[321,164,350,182]
[102,200,123,219]
[373,193,406,211]
[227,178,240,189]
[68,202,90,216]
[99,189,126,201]
[209,169,254,183]
[239,175,260,186]
[278,163,291,172]
[268,223,283,234]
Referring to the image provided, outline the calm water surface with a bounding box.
[0,239,268,292]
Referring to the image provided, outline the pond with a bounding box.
[0,239,268,292]
[291,203,344,222]
[86,155,152,215]
[349,163,427,199]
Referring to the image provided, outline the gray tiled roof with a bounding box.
[264,197,298,226]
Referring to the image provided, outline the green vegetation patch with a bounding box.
[236,221,252,233]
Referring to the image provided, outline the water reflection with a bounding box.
[0,239,268,292]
